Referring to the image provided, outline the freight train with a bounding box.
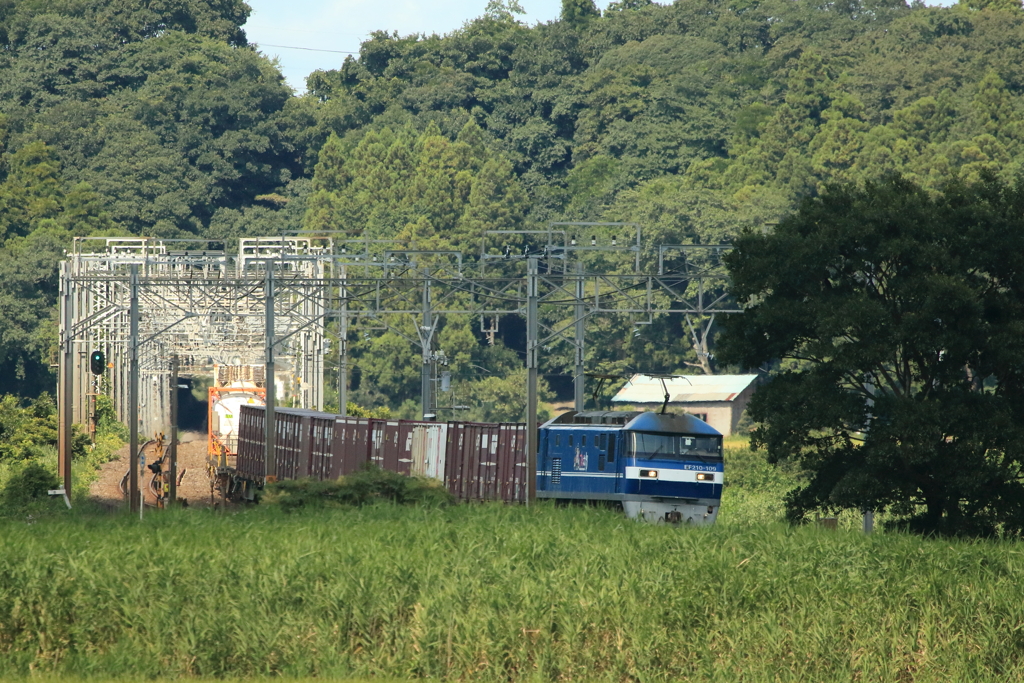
[230,405,723,524]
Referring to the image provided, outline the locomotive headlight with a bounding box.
[639,469,659,479]
[696,472,714,482]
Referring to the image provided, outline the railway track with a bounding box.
[118,438,187,508]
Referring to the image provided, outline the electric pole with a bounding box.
[129,264,140,513]
[526,256,539,503]
[264,265,277,479]
[574,260,585,412]
[169,354,178,505]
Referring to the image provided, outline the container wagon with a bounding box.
[234,405,529,503]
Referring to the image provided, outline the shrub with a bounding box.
[265,465,455,512]
[0,461,60,510]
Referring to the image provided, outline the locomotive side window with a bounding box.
[582,435,587,447]
[569,435,574,447]
[599,434,607,450]
[608,437,615,462]
[555,434,561,447]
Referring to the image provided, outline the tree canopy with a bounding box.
[4,0,1024,416]
[720,175,1024,536]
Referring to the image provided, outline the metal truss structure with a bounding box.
[57,231,740,509]
[57,237,330,507]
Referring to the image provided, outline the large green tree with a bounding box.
[0,141,117,395]
[0,0,302,237]
[720,175,1024,536]
[304,120,526,251]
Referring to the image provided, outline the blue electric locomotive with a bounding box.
[536,410,723,524]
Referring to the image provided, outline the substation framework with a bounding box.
[56,229,740,510]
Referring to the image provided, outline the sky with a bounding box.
[243,0,567,93]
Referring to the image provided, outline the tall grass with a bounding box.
[0,436,1011,681]
[719,436,797,527]
[4,503,1024,682]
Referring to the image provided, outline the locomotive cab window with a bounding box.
[627,432,722,461]
[555,434,561,447]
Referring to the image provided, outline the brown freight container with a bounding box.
[443,421,528,503]
[331,416,371,478]
[484,423,502,500]
[236,404,265,480]
[272,408,334,480]
[444,422,464,499]
[465,423,491,500]
[309,415,334,481]
[446,422,487,501]
[370,420,403,472]
[274,412,297,480]
[502,423,529,503]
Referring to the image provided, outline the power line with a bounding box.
[256,43,358,55]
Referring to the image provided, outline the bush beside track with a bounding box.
[0,394,125,517]
[265,466,457,511]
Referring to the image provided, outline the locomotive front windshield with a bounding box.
[627,432,722,461]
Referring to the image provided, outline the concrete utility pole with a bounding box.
[338,263,348,417]
[169,354,179,505]
[526,256,539,504]
[863,510,874,534]
[58,262,74,498]
[264,265,277,479]
[421,266,435,419]
[129,264,140,513]
[574,260,585,412]
[862,374,875,534]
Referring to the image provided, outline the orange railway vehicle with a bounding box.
[208,364,267,461]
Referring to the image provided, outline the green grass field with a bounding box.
[3,439,1023,682]
[5,499,1024,682]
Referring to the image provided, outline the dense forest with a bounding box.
[2,0,1023,415]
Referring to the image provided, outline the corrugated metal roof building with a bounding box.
[611,374,759,436]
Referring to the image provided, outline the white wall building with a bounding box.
[611,374,759,436]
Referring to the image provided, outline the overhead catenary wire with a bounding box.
[255,43,358,55]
